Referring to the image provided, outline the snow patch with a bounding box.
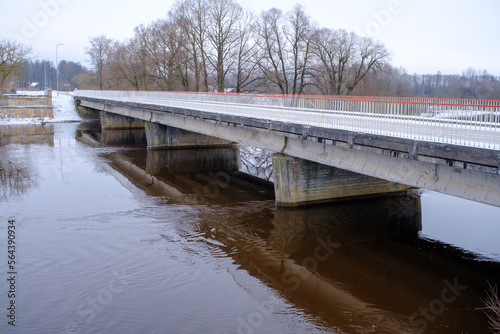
[50,92,82,123]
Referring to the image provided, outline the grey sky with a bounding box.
[1,0,499,75]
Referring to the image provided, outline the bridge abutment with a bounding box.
[272,154,412,207]
[145,122,234,150]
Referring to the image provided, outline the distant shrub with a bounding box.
[10,89,17,94]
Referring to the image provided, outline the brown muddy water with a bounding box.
[1,122,500,334]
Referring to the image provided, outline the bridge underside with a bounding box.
[76,98,500,208]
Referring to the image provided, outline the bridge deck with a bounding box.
[127,97,500,150]
[75,91,500,151]
[74,91,500,207]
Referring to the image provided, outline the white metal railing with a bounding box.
[74,90,500,150]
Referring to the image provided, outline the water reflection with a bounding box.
[270,194,422,251]
[101,129,147,146]
[190,196,499,333]
[0,124,50,200]
[0,157,39,201]
[0,123,54,146]
[76,125,146,147]
[102,149,274,205]
[145,146,240,175]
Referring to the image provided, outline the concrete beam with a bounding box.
[272,154,412,207]
[145,122,234,149]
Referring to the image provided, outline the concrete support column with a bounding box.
[100,111,145,130]
[145,122,234,150]
[272,154,412,207]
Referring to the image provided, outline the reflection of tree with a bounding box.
[239,145,274,181]
[484,283,500,333]
[0,155,39,201]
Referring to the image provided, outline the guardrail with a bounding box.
[74,90,500,150]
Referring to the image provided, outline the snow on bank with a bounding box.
[49,92,82,122]
[0,91,81,125]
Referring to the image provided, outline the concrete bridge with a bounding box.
[74,90,500,207]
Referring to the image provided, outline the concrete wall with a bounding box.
[0,95,52,107]
[0,91,53,119]
[0,106,54,119]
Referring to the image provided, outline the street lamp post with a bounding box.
[56,43,64,96]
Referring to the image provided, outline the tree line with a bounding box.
[361,66,500,99]
[0,38,86,91]
[16,59,86,91]
[84,1,391,95]
[82,0,500,99]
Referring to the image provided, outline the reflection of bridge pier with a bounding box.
[100,148,273,205]
[271,193,422,249]
[187,194,500,334]
[0,124,54,146]
[145,147,240,175]
[101,129,147,146]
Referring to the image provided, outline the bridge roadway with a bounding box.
[74,91,500,207]
[119,97,500,148]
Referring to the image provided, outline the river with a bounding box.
[1,98,500,333]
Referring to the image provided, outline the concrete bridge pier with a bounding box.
[100,111,145,130]
[145,122,234,150]
[272,154,413,208]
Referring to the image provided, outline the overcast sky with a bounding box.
[1,0,499,75]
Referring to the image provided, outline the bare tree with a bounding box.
[311,29,357,95]
[255,5,315,95]
[233,9,259,92]
[285,4,314,94]
[0,39,32,87]
[206,0,242,92]
[346,37,390,94]
[85,35,113,90]
[311,29,388,95]
[310,28,339,95]
[117,34,153,90]
[133,19,191,91]
[255,8,290,94]
[170,0,211,91]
